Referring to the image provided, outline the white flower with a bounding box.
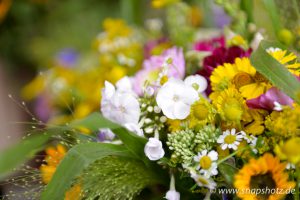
[184,75,207,94]
[144,137,165,160]
[191,172,216,190]
[124,123,144,137]
[266,47,281,53]
[165,190,180,200]
[217,129,243,150]
[101,77,141,134]
[250,32,264,50]
[194,150,218,177]
[274,101,283,111]
[156,78,199,119]
[286,163,296,170]
[240,131,258,153]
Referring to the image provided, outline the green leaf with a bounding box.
[218,162,238,185]
[250,40,300,103]
[69,112,120,131]
[82,156,162,200]
[41,143,135,200]
[69,113,148,160]
[0,133,50,179]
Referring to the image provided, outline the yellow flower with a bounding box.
[228,35,247,48]
[274,137,300,165]
[242,109,267,136]
[21,75,46,100]
[189,98,215,128]
[213,87,245,125]
[40,144,67,184]
[267,48,300,76]
[265,106,300,138]
[167,119,182,132]
[234,153,295,200]
[102,18,132,38]
[65,184,82,200]
[151,0,180,8]
[210,57,271,100]
[188,6,202,27]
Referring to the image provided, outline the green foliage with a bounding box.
[81,156,160,200]
[41,143,135,200]
[250,40,300,103]
[0,133,50,179]
[218,162,238,186]
[69,113,148,160]
[262,0,282,37]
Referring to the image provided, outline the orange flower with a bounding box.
[234,153,295,200]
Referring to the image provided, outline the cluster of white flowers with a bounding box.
[101,76,143,136]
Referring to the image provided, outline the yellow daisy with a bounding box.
[267,48,300,76]
[210,57,272,100]
[234,153,295,200]
[189,98,215,128]
[213,87,246,126]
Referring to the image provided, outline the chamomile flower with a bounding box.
[190,172,216,190]
[194,150,218,177]
[217,129,243,150]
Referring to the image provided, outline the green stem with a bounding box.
[217,147,249,166]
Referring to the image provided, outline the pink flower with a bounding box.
[246,87,293,111]
[133,47,185,95]
[193,36,225,52]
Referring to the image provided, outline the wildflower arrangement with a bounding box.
[2,1,300,200]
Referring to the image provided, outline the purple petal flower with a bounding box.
[55,48,78,68]
[34,94,51,123]
[97,128,115,142]
[246,87,293,111]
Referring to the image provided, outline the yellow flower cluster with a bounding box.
[22,19,143,124]
[265,105,300,138]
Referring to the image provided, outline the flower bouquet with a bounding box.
[1,1,300,200]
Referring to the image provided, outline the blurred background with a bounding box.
[1,0,299,198]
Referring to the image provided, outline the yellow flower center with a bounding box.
[199,156,212,169]
[224,135,236,144]
[232,72,253,89]
[223,98,243,121]
[253,72,268,82]
[160,75,169,85]
[193,103,208,120]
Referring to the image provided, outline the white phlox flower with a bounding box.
[156,78,199,119]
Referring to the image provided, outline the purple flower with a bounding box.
[212,4,231,28]
[246,87,293,111]
[34,94,51,123]
[133,47,185,95]
[55,48,78,68]
[97,128,115,142]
